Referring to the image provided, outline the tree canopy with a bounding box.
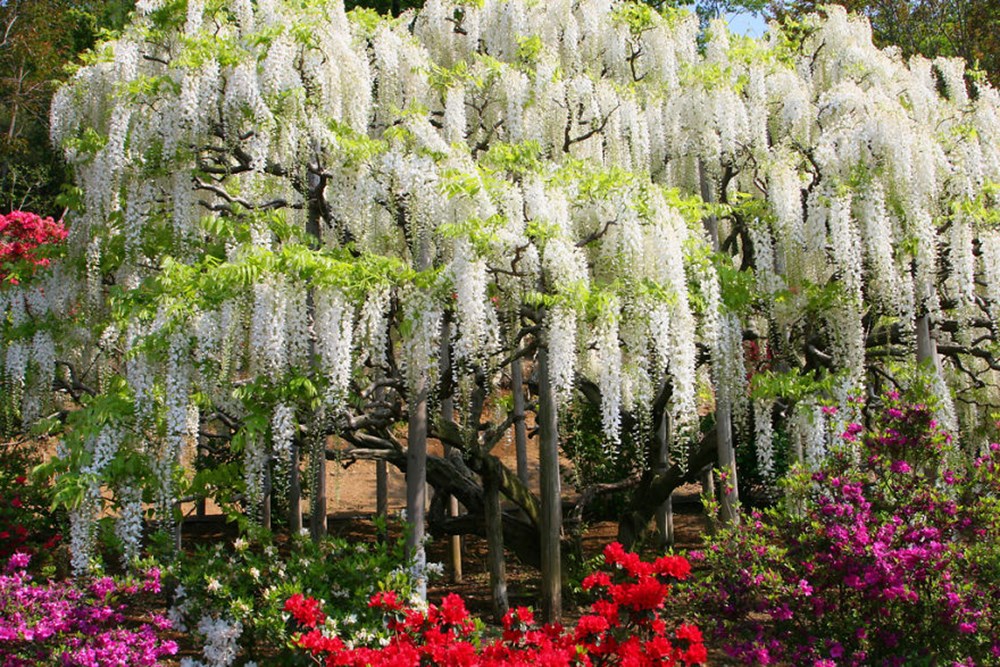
[3,0,1000,619]
[774,0,1000,85]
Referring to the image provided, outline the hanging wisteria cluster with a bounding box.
[15,0,998,569]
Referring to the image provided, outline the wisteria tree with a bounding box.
[6,0,1000,620]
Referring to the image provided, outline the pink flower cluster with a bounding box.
[0,553,176,666]
[286,542,706,666]
[0,211,68,284]
[693,396,1000,665]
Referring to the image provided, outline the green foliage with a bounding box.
[109,240,412,339]
[344,0,424,18]
[562,398,645,519]
[551,161,637,200]
[735,417,792,506]
[479,140,544,176]
[439,167,492,200]
[524,279,593,314]
[119,74,182,101]
[437,214,505,256]
[176,33,245,69]
[715,254,758,313]
[187,462,244,520]
[771,277,851,317]
[427,60,474,94]
[515,35,543,68]
[346,6,390,38]
[40,377,148,515]
[662,186,718,226]
[328,120,389,167]
[60,128,109,163]
[953,180,1000,229]
[750,367,846,402]
[694,0,769,23]
[612,3,659,37]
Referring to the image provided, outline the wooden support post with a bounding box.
[715,399,740,525]
[196,441,207,519]
[440,320,462,583]
[537,346,562,623]
[310,437,327,540]
[448,495,462,580]
[261,456,272,531]
[174,503,183,552]
[406,378,429,601]
[654,410,674,547]
[306,153,327,542]
[289,443,302,534]
[700,159,740,526]
[512,358,529,487]
[484,465,509,621]
[376,460,388,542]
[406,227,431,602]
[916,313,939,369]
[701,467,716,536]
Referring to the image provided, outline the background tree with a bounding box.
[771,0,1000,84]
[0,0,133,214]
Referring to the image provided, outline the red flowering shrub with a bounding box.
[0,211,68,284]
[0,439,64,562]
[286,542,706,666]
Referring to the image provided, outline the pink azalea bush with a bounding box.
[0,553,177,666]
[286,542,707,666]
[0,211,68,285]
[689,393,1000,665]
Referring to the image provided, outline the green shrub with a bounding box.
[166,523,417,665]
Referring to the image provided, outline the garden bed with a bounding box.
[158,497,720,665]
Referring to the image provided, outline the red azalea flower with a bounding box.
[440,593,469,626]
[591,599,621,625]
[674,623,702,644]
[370,590,403,611]
[643,635,674,661]
[0,211,68,282]
[680,641,707,665]
[653,554,691,581]
[581,571,611,590]
[611,576,668,612]
[603,542,627,567]
[573,613,609,640]
[284,593,326,628]
[286,543,704,667]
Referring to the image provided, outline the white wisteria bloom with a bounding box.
[197,615,243,667]
[754,399,776,481]
[116,485,144,567]
[41,0,1000,566]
